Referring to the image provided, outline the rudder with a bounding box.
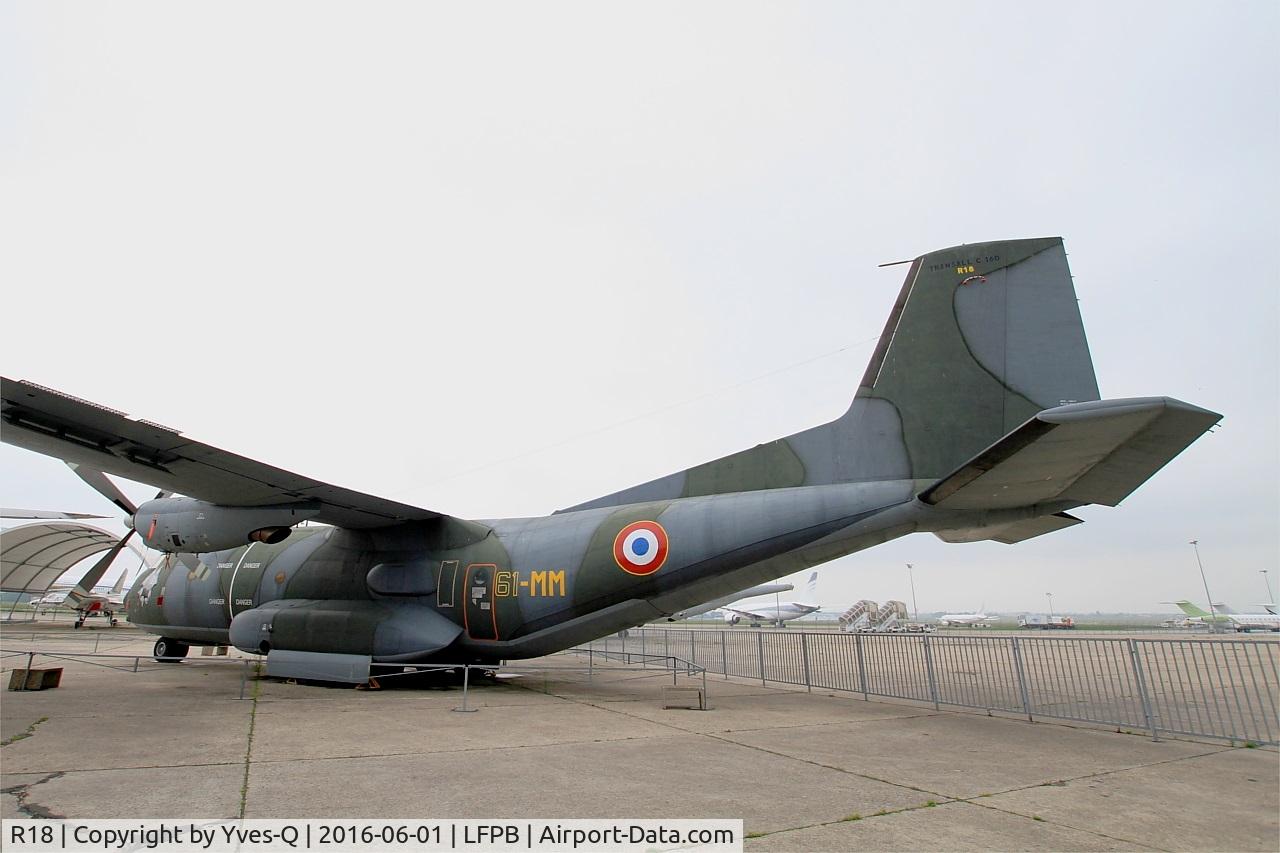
[860,237,1099,480]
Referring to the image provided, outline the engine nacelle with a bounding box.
[132,497,321,553]
[723,612,741,625]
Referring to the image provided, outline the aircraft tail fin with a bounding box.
[563,238,1216,513]
[1172,600,1210,618]
[853,237,1101,480]
[109,571,128,596]
[802,571,818,604]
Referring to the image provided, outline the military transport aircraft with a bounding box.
[0,238,1221,677]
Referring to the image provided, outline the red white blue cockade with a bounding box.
[612,520,669,575]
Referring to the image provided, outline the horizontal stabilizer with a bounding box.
[921,397,1221,510]
[935,512,1083,545]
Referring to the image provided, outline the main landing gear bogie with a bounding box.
[154,637,190,662]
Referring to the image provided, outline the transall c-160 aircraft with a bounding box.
[1,238,1220,673]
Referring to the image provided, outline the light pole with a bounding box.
[1262,570,1275,607]
[907,563,918,620]
[1189,540,1218,633]
[1046,592,1054,619]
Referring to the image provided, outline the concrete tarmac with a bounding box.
[2,623,1277,851]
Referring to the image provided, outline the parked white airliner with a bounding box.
[938,610,998,627]
[662,582,794,622]
[722,572,820,627]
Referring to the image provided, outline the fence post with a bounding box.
[856,632,868,699]
[453,665,478,713]
[664,630,670,666]
[641,629,646,668]
[757,631,766,687]
[801,632,812,692]
[721,631,728,679]
[1127,638,1159,741]
[923,635,940,710]
[18,651,35,691]
[239,659,248,700]
[1011,637,1033,722]
[588,647,594,682]
[690,630,697,666]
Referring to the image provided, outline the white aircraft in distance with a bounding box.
[37,572,131,628]
[938,609,999,627]
[722,572,820,627]
[660,582,794,622]
[1172,601,1280,632]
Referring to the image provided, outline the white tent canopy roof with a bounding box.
[1,521,144,594]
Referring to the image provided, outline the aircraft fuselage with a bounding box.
[127,480,933,662]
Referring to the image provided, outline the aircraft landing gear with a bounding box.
[74,619,84,629]
[154,637,189,662]
[109,618,119,626]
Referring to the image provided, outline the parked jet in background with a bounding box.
[938,610,998,627]
[1173,601,1280,632]
[661,581,794,622]
[32,572,130,625]
[722,572,820,627]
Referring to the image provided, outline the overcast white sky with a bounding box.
[2,2,1277,614]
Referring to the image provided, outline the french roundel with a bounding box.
[613,520,669,576]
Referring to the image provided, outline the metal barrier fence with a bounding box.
[583,628,1280,745]
[2,646,709,710]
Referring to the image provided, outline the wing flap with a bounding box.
[2,378,441,528]
[920,397,1221,510]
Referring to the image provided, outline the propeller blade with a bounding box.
[1,508,109,519]
[65,464,138,517]
[67,529,136,603]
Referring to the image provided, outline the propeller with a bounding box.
[66,528,137,602]
[5,466,161,618]
[53,466,166,607]
[66,463,139,519]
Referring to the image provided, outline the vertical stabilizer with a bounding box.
[564,237,1102,510]
[858,237,1099,480]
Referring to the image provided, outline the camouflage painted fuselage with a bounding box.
[127,479,955,662]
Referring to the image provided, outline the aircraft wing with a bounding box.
[722,605,772,620]
[1,378,441,529]
[920,397,1220,511]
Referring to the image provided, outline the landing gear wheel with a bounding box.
[110,618,119,626]
[154,637,189,662]
[74,619,84,629]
